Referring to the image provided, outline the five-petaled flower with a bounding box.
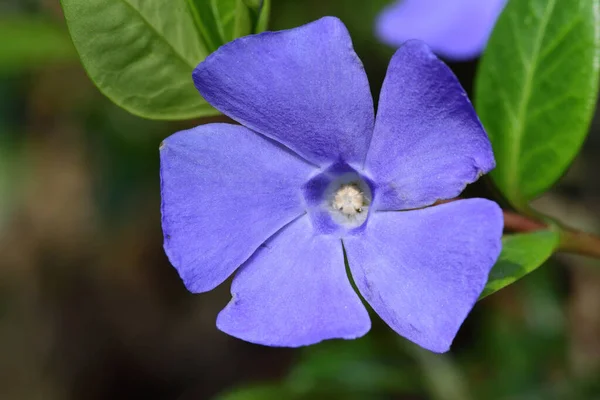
[160,17,503,353]
[376,0,508,60]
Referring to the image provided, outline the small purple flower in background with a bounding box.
[377,0,508,60]
[160,17,503,352]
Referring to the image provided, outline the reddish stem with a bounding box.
[502,210,600,259]
[502,210,547,233]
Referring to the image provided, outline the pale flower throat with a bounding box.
[325,173,371,228]
[332,184,365,215]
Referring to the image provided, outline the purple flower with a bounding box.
[160,17,503,352]
[377,0,508,60]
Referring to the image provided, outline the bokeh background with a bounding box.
[2,0,600,399]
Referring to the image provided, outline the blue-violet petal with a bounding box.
[366,41,495,211]
[344,199,503,353]
[193,17,374,167]
[160,123,314,293]
[217,216,371,346]
[376,0,507,60]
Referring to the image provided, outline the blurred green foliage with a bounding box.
[0,132,22,229]
[0,17,75,73]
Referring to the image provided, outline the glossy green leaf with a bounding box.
[187,0,271,54]
[481,230,559,298]
[476,0,600,208]
[0,18,75,73]
[61,0,216,120]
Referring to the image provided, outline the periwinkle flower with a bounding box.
[160,17,503,352]
[377,0,508,60]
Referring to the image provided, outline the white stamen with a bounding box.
[323,172,371,228]
[332,184,364,216]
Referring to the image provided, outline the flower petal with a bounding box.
[193,17,374,167]
[343,199,503,353]
[160,123,314,293]
[217,216,371,347]
[376,0,507,60]
[366,41,495,211]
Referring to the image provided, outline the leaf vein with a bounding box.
[120,0,196,69]
[506,0,558,202]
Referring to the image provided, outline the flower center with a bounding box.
[326,174,371,229]
[301,163,373,233]
[332,184,365,216]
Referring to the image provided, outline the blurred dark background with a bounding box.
[1,1,600,399]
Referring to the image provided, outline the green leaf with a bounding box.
[0,18,75,73]
[481,230,559,298]
[61,0,216,120]
[216,0,251,43]
[255,0,271,33]
[475,0,600,208]
[242,0,263,9]
[187,0,270,54]
[186,0,227,53]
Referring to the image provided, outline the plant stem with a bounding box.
[559,228,600,259]
[503,209,600,259]
[503,210,547,233]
